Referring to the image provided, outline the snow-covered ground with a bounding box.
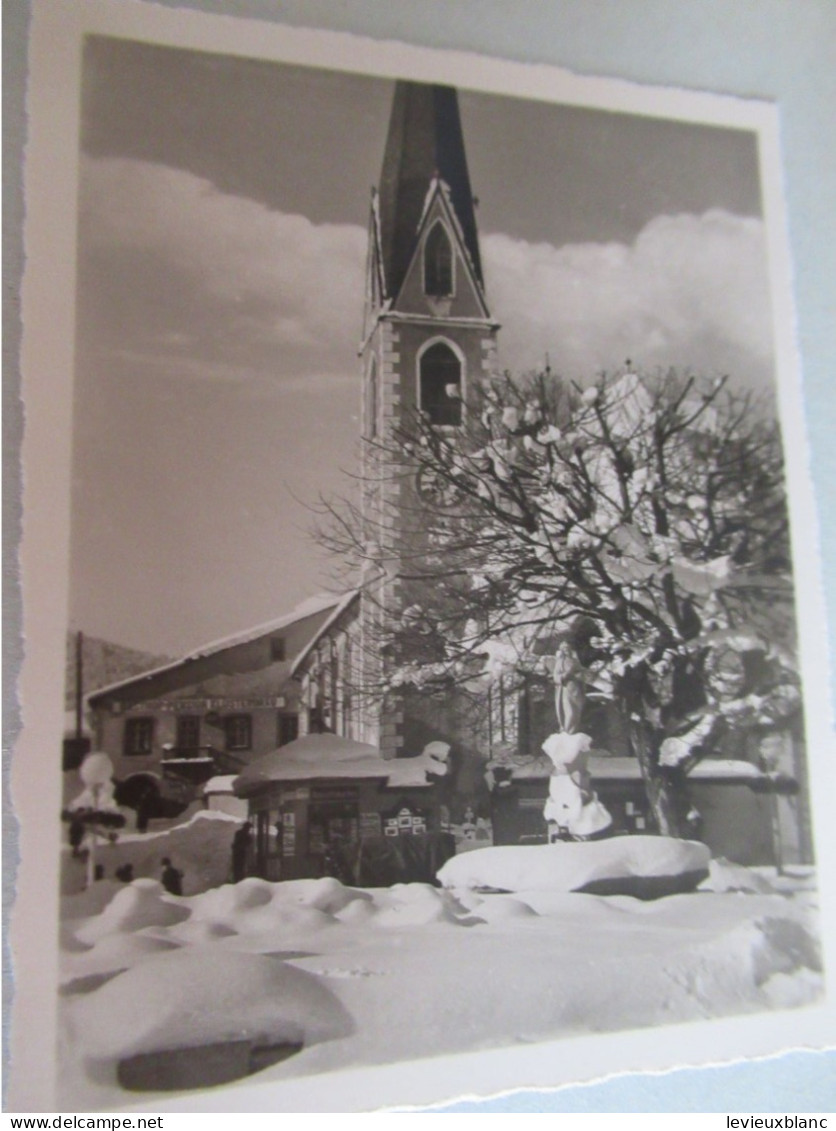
[56,843,822,1111]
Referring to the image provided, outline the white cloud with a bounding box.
[482,210,774,389]
[80,158,773,394]
[80,156,366,378]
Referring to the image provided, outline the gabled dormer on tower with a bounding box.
[376,82,486,309]
[397,174,492,320]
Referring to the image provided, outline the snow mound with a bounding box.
[334,898,378,924]
[469,895,539,923]
[752,915,822,983]
[166,919,238,944]
[370,883,469,927]
[61,932,181,985]
[228,903,336,937]
[192,879,472,930]
[760,968,824,1010]
[74,880,190,944]
[186,880,341,937]
[192,877,274,919]
[699,858,776,893]
[437,836,710,897]
[270,877,370,915]
[509,890,625,918]
[70,946,353,1060]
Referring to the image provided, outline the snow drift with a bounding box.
[70,946,353,1060]
[436,836,711,897]
[56,854,821,1110]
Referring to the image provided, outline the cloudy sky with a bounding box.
[70,36,774,656]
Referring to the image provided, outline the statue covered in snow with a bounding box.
[542,632,612,841]
[421,740,452,779]
[541,732,612,841]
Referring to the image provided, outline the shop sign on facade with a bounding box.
[120,696,286,713]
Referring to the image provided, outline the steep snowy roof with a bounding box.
[290,590,361,676]
[88,594,343,702]
[233,733,437,793]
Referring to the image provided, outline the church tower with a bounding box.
[359,81,500,759]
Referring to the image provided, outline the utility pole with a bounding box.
[75,629,84,739]
[63,630,91,770]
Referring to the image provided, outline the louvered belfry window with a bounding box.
[424,222,454,297]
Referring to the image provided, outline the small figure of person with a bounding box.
[552,639,585,733]
[136,797,152,834]
[231,820,252,883]
[93,864,105,882]
[115,862,134,883]
[160,856,183,895]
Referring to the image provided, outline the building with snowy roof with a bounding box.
[85,596,341,819]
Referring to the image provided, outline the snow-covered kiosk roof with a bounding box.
[233,733,445,796]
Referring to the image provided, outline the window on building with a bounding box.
[307,673,326,734]
[224,714,253,751]
[123,716,154,757]
[366,357,378,439]
[330,643,340,735]
[270,637,286,662]
[424,222,454,297]
[176,715,201,753]
[278,712,299,747]
[419,342,462,426]
[518,674,552,757]
[342,639,353,738]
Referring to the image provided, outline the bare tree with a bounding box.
[317,367,800,835]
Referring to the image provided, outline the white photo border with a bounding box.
[10,0,836,1112]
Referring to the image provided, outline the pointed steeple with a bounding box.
[377,82,483,301]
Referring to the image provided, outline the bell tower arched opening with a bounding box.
[418,340,463,427]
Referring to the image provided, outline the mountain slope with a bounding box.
[65,632,172,710]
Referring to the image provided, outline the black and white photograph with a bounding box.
[10,0,836,1114]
